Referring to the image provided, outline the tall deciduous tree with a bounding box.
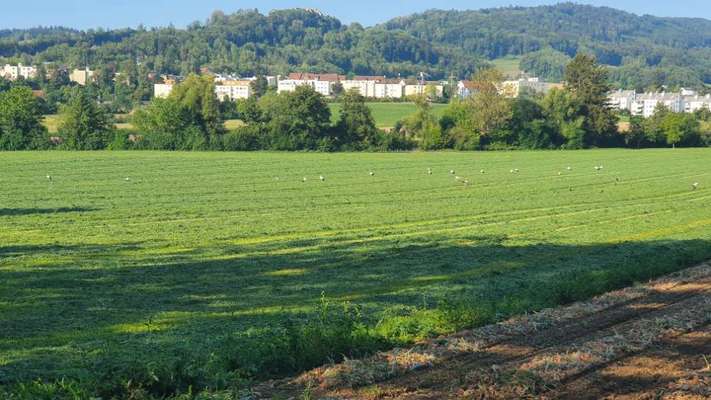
[335,89,379,149]
[265,85,332,150]
[169,74,225,148]
[461,68,513,146]
[0,86,47,150]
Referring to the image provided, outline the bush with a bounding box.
[222,125,264,151]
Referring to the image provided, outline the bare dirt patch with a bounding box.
[256,263,711,399]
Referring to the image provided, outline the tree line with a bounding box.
[1,55,710,151]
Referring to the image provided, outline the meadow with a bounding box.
[491,56,523,78]
[1,149,711,397]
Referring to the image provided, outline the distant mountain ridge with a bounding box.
[0,3,709,89]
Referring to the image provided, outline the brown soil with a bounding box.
[256,263,711,400]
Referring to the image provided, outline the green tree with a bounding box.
[334,89,379,149]
[402,95,443,150]
[642,104,671,146]
[250,76,269,99]
[236,97,263,124]
[169,74,225,148]
[0,86,48,150]
[264,85,332,150]
[541,87,582,147]
[332,82,345,98]
[466,68,513,145]
[59,87,114,150]
[661,112,701,148]
[564,54,619,147]
[132,98,204,150]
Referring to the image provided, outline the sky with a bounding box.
[1,0,710,30]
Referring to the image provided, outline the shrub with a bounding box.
[222,125,264,151]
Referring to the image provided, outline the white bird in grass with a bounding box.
[480,169,485,174]
[567,166,573,171]
[369,171,375,177]
[450,170,456,175]
[427,168,433,175]
[46,175,52,181]
[302,177,307,182]
[692,182,699,190]
[320,176,325,182]
[125,177,131,182]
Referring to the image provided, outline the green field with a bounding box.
[2,150,711,396]
[491,56,523,78]
[43,114,135,133]
[329,102,447,128]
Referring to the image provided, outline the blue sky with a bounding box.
[2,1,710,30]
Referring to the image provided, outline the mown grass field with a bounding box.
[329,102,447,128]
[1,149,711,396]
[491,56,523,78]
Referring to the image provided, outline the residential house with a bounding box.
[457,80,476,99]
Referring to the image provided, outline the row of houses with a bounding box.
[154,75,267,101]
[154,73,449,102]
[276,73,446,99]
[608,89,711,118]
[1,64,38,80]
[1,63,99,87]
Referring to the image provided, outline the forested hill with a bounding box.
[1,3,710,89]
[386,3,711,88]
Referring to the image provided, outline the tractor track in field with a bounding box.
[256,262,711,399]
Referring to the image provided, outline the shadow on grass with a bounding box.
[0,207,99,217]
[1,236,710,391]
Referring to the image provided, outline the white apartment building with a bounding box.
[69,68,95,86]
[374,80,406,99]
[608,90,711,118]
[607,90,637,112]
[277,79,333,96]
[341,78,378,98]
[1,64,37,80]
[684,95,711,113]
[154,83,175,99]
[404,82,444,98]
[214,80,252,101]
[634,93,685,118]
